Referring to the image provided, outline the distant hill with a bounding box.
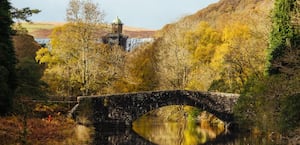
[22,0,273,39]
[158,0,273,34]
[21,22,155,38]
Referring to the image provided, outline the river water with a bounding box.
[89,123,282,145]
[78,106,285,145]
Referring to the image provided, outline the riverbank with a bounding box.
[0,115,76,145]
[0,99,88,145]
[1,102,298,145]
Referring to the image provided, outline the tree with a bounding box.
[0,0,17,115]
[13,34,45,98]
[221,23,266,92]
[115,42,159,92]
[36,23,115,96]
[10,7,41,22]
[156,21,223,91]
[208,17,270,93]
[290,0,300,28]
[184,22,222,64]
[10,6,41,35]
[156,23,193,90]
[234,0,300,133]
[66,0,104,95]
[268,0,299,74]
[36,0,125,96]
[183,22,222,90]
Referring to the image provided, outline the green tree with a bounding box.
[234,0,300,133]
[268,0,299,74]
[10,7,41,22]
[10,6,41,35]
[0,0,17,115]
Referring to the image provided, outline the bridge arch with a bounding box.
[72,90,239,126]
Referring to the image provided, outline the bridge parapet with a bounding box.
[202,92,239,113]
[72,90,239,126]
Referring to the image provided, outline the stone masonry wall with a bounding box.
[72,90,239,126]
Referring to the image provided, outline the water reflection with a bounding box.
[76,125,94,144]
[93,124,155,145]
[132,106,226,145]
[78,124,285,145]
[74,105,286,145]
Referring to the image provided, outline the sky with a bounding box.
[10,0,219,29]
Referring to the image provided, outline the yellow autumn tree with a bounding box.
[184,22,222,64]
[183,22,223,90]
[155,21,225,91]
[210,22,268,93]
[36,0,125,96]
[113,42,159,93]
[36,24,125,96]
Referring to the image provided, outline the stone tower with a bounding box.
[112,16,123,34]
[102,16,128,50]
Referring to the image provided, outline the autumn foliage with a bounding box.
[2,0,299,142]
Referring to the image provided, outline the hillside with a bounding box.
[158,0,273,34]
[20,22,64,38]
[21,22,155,38]
[151,0,275,92]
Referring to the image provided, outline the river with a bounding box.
[76,106,286,145]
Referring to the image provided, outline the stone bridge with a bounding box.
[71,90,239,126]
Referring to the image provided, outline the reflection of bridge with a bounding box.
[71,90,239,125]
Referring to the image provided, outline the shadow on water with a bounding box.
[92,123,155,145]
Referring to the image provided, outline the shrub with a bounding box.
[280,93,300,132]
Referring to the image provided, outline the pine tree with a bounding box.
[0,0,17,115]
[268,0,299,74]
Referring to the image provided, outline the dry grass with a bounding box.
[0,99,92,145]
[0,115,81,145]
[19,22,156,38]
[21,22,65,31]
